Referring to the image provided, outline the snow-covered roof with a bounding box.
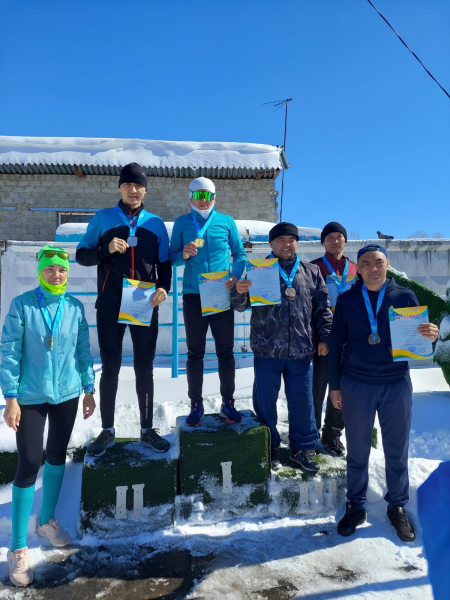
[0,136,288,179]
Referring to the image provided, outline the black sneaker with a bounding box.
[290,449,320,472]
[140,429,170,453]
[321,431,346,457]
[271,447,281,471]
[387,506,416,543]
[87,429,115,457]
[337,502,367,536]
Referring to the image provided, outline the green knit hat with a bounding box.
[37,246,70,276]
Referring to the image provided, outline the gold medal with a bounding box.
[194,238,205,248]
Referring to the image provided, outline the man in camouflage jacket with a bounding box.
[231,222,332,472]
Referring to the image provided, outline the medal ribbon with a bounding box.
[115,206,152,237]
[270,252,300,289]
[36,287,66,346]
[361,282,386,337]
[323,256,349,295]
[191,207,216,239]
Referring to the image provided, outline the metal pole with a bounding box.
[171,266,179,378]
[279,99,291,223]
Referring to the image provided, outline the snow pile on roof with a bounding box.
[0,136,285,171]
[55,220,321,243]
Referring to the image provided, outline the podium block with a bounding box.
[81,437,178,535]
[270,448,347,516]
[177,411,270,522]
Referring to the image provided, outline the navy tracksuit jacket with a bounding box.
[328,277,420,507]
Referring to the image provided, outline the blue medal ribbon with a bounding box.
[270,252,300,290]
[115,206,152,238]
[361,282,386,338]
[36,287,66,348]
[191,207,216,240]
[323,255,349,295]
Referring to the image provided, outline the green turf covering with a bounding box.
[177,411,270,521]
[0,452,46,485]
[81,438,178,533]
[271,447,346,515]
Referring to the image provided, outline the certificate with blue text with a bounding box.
[246,258,281,307]
[389,306,433,361]
[118,278,155,326]
[198,271,230,316]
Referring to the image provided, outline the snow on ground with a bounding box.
[0,365,448,598]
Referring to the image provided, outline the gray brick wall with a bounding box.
[0,174,278,241]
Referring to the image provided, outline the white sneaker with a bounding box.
[7,547,33,587]
[36,518,71,547]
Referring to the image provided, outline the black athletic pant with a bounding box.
[183,293,235,403]
[312,353,344,435]
[14,397,79,488]
[97,308,158,429]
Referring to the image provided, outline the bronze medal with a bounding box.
[194,238,205,248]
[368,333,381,345]
[285,287,296,298]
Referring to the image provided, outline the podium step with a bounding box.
[177,411,271,522]
[81,436,178,536]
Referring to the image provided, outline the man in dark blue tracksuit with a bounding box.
[328,244,438,541]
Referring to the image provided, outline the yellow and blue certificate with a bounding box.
[389,305,433,361]
[198,271,230,317]
[118,278,155,326]
[246,258,281,307]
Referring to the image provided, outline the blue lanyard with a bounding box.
[116,206,151,236]
[270,252,300,288]
[191,208,216,239]
[361,282,386,336]
[36,288,66,345]
[323,256,349,295]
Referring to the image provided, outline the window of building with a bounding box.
[57,211,97,226]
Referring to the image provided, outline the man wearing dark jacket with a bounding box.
[232,222,333,472]
[310,222,357,456]
[76,163,172,456]
[329,244,438,541]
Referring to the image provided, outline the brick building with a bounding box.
[0,137,287,241]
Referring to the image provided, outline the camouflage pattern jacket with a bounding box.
[231,256,332,360]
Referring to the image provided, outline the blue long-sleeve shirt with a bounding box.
[169,210,246,294]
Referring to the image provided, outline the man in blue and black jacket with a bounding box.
[328,244,438,542]
[76,163,172,456]
[169,177,246,427]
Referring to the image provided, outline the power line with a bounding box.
[365,0,450,100]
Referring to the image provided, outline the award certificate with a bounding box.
[198,271,230,317]
[118,278,155,326]
[246,258,281,307]
[326,274,355,310]
[389,305,433,361]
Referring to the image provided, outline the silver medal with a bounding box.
[127,236,138,247]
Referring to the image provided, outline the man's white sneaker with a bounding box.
[36,518,71,547]
[7,547,33,587]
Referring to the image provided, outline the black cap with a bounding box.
[321,221,348,244]
[269,222,299,242]
[118,163,147,190]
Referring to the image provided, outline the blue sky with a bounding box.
[1,0,449,238]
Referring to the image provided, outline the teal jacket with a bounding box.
[169,210,246,294]
[0,287,95,405]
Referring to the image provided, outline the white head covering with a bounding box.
[189,177,216,198]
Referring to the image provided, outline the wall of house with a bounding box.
[0,174,278,241]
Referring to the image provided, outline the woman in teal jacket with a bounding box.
[0,246,95,587]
